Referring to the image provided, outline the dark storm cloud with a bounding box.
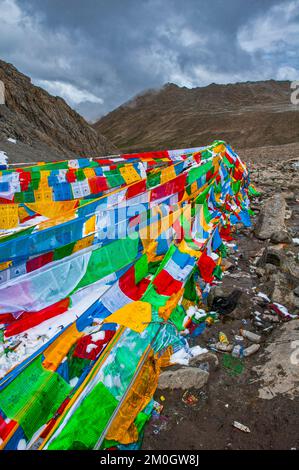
[0,0,298,120]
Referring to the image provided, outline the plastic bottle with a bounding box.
[232,344,243,358]
[243,343,260,357]
[240,329,261,343]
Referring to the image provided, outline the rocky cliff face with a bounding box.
[0,60,117,163]
[94,80,299,153]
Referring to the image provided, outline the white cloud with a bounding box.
[0,0,105,108]
[35,80,103,105]
[0,0,22,24]
[1,0,298,119]
[238,0,299,54]
[135,44,191,87]
[276,66,299,80]
[159,16,206,49]
[179,28,205,48]
[133,13,211,88]
[191,65,246,86]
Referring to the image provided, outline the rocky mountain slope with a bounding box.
[0,60,117,163]
[95,80,299,153]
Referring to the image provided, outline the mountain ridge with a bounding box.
[0,60,117,163]
[94,79,298,153]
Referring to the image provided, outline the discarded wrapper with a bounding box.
[182,391,199,407]
[233,421,250,433]
[219,331,229,344]
[214,341,233,352]
[269,303,298,321]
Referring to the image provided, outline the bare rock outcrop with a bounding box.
[0,60,117,162]
[254,194,290,242]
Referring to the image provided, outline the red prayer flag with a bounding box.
[197,251,216,284]
[153,269,183,296]
[4,298,70,337]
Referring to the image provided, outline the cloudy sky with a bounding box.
[0,0,298,121]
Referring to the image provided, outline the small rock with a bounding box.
[270,230,292,244]
[256,267,265,277]
[222,259,235,271]
[265,263,277,275]
[294,286,299,297]
[283,192,295,201]
[207,286,225,308]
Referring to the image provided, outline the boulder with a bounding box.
[283,192,295,201]
[258,246,299,280]
[158,367,209,390]
[270,272,299,308]
[254,194,289,241]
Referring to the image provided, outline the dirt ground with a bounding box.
[143,144,299,450]
[143,365,299,450]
